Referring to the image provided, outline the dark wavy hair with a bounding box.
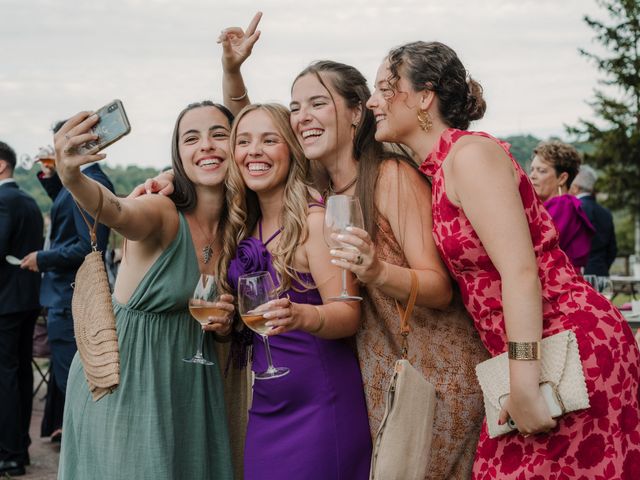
[169,101,234,211]
[387,41,486,130]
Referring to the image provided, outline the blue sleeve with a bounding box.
[37,172,64,200]
[36,199,92,271]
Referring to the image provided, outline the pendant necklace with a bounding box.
[191,215,216,264]
[327,174,358,196]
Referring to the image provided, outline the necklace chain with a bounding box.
[328,175,358,195]
[190,214,216,264]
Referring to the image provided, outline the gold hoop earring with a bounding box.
[417,110,432,132]
[557,185,563,196]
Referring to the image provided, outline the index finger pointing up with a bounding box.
[246,11,263,35]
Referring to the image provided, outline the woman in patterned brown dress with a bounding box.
[215,19,487,478]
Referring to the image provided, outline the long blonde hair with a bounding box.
[218,103,315,294]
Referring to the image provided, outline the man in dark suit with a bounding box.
[570,165,617,276]
[0,141,44,476]
[21,123,114,439]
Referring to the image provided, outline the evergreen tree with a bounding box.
[568,0,640,255]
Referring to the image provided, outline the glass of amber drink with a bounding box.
[238,271,290,380]
[183,274,222,366]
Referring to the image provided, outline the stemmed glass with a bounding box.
[597,277,614,300]
[183,274,222,366]
[238,271,290,380]
[584,275,615,301]
[324,194,364,302]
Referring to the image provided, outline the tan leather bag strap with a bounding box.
[74,187,104,251]
[395,269,418,359]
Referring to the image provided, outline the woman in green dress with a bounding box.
[54,102,235,480]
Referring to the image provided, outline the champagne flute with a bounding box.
[183,274,222,366]
[597,276,614,300]
[324,194,364,302]
[238,271,290,380]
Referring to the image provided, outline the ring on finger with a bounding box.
[355,254,364,266]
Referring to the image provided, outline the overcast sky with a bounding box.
[2,0,606,170]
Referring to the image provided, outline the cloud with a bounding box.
[1,0,603,168]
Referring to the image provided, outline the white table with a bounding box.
[621,310,640,330]
[610,275,640,300]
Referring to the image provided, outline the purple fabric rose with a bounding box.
[227,237,270,292]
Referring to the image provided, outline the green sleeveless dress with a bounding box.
[58,213,233,480]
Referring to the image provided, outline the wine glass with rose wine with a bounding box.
[183,274,223,366]
[238,271,290,380]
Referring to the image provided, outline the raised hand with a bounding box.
[53,112,106,184]
[217,11,262,73]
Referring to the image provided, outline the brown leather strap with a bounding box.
[395,269,418,358]
[74,187,104,251]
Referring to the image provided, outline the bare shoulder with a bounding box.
[452,135,509,163]
[306,206,325,234]
[450,135,510,172]
[377,157,428,190]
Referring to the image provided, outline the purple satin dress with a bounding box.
[228,224,372,480]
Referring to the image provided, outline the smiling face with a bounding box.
[366,59,424,144]
[177,106,231,188]
[289,73,359,165]
[233,109,291,195]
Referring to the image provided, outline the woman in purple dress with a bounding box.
[529,141,594,269]
[220,103,371,479]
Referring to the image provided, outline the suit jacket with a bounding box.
[37,164,114,310]
[579,195,617,276]
[0,181,44,315]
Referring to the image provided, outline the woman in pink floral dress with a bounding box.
[365,41,640,479]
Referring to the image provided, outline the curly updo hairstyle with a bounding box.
[387,41,486,130]
[532,141,582,187]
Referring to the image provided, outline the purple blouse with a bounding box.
[544,194,595,268]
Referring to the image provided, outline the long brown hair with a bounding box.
[292,61,408,242]
[218,103,315,294]
[168,101,235,286]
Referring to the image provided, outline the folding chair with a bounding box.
[32,315,51,399]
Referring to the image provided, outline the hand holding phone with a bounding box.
[77,99,131,155]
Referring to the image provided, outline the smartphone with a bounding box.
[77,99,131,155]
[502,382,564,430]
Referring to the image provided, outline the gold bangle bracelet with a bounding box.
[508,341,541,360]
[229,89,248,101]
[310,305,325,334]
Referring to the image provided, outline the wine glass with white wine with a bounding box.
[324,194,364,302]
[238,271,290,380]
[183,274,223,366]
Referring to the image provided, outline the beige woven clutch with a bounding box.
[71,188,120,401]
[475,330,590,438]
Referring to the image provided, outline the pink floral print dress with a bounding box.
[420,128,640,480]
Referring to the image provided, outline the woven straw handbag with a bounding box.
[475,330,590,438]
[370,270,437,480]
[71,188,120,401]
